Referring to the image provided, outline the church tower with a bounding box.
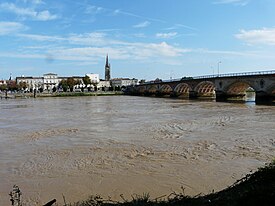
[105,54,111,81]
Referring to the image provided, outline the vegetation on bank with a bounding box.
[4,91,124,99]
[64,161,275,206]
[39,91,124,97]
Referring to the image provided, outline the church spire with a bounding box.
[105,54,111,81]
[105,54,109,67]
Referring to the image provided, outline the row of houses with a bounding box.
[15,73,138,92]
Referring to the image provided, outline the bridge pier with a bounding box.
[215,91,228,102]
[216,91,250,102]
[255,91,275,105]
[189,91,198,99]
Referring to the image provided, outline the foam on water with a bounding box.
[0,96,274,205]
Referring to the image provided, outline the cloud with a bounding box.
[133,21,151,28]
[165,23,198,31]
[22,0,45,5]
[0,3,57,21]
[156,32,178,39]
[16,31,187,63]
[85,5,104,14]
[114,9,164,23]
[134,33,146,38]
[67,33,109,45]
[45,42,186,63]
[235,28,275,45]
[0,52,44,59]
[213,0,249,6]
[17,33,65,41]
[130,42,188,58]
[0,21,27,35]
[17,32,112,46]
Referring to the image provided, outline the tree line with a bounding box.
[0,76,124,93]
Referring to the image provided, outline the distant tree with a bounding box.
[83,76,91,88]
[7,80,18,91]
[59,79,68,92]
[154,78,162,83]
[115,86,121,91]
[139,79,146,84]
[18,82,28,91]
[67,78,77,92]
[0,84,7,91]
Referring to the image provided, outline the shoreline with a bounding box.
[1,91,124,99]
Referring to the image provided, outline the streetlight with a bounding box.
[170,70,173,81]
[217,61,221,77]
[211,66,214,75]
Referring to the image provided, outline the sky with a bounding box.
[1,0,275,81]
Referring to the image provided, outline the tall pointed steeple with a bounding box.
[105,54,111,81]
[105,54,109,67]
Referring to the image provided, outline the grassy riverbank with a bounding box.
[69,161,275,206]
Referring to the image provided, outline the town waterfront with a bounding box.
[0,96,274,205]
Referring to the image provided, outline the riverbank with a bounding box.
[5,91,124,98]
[39,91,124,97]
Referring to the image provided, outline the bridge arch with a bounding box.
[137,86,146,94]
[225,81,255,94]
[146,85,158,96]
[224,81,256,101]
[174,83,190,97]
[194,81,215,98]
[159,84,173,96]
[267,83,275,94]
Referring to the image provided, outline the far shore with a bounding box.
[1,91,124,99]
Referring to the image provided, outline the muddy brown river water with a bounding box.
[0,96,274,205]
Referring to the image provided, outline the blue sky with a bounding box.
[1,0,275,80]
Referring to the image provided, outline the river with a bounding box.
[0,96,274,205]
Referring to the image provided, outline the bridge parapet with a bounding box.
[126,70,275,104]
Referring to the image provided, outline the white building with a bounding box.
[43,73,60,91]
[111,78,138,88]
[16,76,44,91]
[86,73,100,83]
[0,80,6,85]
[97,80,111,91]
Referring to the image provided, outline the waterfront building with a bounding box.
[86,73,100,84]
[13,54,139,93]
[70,76,85,91]
[97,80,111,91]
[43,73,60,91]
[16,76,44,91]
[0,80,6,85]
[111,78,138,88]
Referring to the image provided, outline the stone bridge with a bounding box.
[125,71,275,105]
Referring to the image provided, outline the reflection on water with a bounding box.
[0,96,274,205]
